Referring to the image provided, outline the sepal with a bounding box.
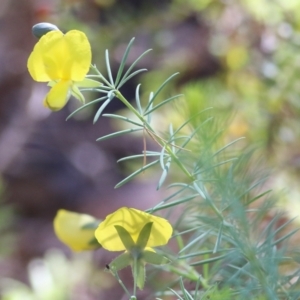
[109,252,131,272]
[71,84,85,104]
[136,222,153,250]
[135,261,146,290]
[114,225,136,251]
[142,250,170,265]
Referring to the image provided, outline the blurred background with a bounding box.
[1,0,300,299]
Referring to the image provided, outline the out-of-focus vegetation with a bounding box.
[1,0,300,299]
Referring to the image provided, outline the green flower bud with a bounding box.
[32,22,60,39]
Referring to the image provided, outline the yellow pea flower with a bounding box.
[27,29,101,111]
[95,207,172,252]
[54,209,101,251]
[95,207,172,290]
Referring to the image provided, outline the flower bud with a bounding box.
[32,22,60,38]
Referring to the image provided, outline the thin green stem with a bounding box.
[114,90,195,182]
[133,257,137,297]
[112,270,131,298]
[166,262,210,289]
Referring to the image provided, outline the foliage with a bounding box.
[29,27,300,298]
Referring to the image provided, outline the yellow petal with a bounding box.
[95,207,173,251]
[64,30,91,81]
[27,30,91,82]
[28,30,65,81]
[44,80,71,111]
[53,209,100,251]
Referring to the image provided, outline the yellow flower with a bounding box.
[27,29,100,111]
[54,209,101,251]
[95,207,173,251]
[95,207,172,290]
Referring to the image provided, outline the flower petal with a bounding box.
[27,30,91,82]
[95,207,173,251]
[28,30,65,81]
[64,30,91,81]
[53,209,101,251]
[44,80,71,111]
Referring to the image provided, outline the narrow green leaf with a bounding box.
[213,222,223,253]
[93,97,112,124]
[237,178,269,201]
[157,159,171,190]
[96,128,143,142]
[172,108,213,136]
[179,277,193,300]
[145,73,179,112]
[149,194,198,213]
[178,117,214,151]
[178,230,211,254]
[159,147,166,170]
[102,113,143,127]
[193,181,206,199]
[172,226,203,238]
[143,94,183,116]
[257,215,297,250]
[115,37,135,87]
[244,190,272,206]
[226,262,254,283]
[169,288,184,300]
[190,253,228,266]
[212,137,245,158]
[272,216,298,237]
[194,158,238,176]
[117,69,147,88]
[179,248,233,259]
[147,105,153,123]
[66,96,107,120]
[90,64,112,87]
[105,49,114,85]
[117,153,160,163]
[115,160,160,188]
[166,182,192,190]
[272,228,300,247]
[146,184,191,214]
[169,124,175,152]
[135,84,143,114]
[117,49,152,88]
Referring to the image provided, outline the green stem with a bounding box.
[112,271,131,298]
[114,90,195,182]
[89,65,195,182]
[166,262,210,289]
[133,257,137,297]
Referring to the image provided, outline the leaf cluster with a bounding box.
[68,39,300,300]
